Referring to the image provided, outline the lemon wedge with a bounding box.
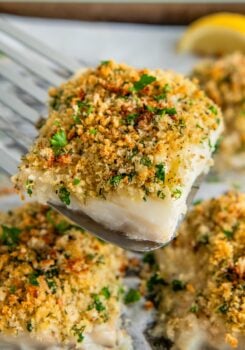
[178,13,245,55]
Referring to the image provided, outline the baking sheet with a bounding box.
[0,14,244,350]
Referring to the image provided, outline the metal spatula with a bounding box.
[0,17,203,252]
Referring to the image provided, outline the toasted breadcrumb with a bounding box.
[152,192,245,349]
[192,52,245,168]
[0,202,127,348]
[14,60,221,202]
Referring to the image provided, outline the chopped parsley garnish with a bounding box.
[72,325,85,343]
[178,118,186,132]
[45,267,59,279]
[46,279,57,293]
[28,272,40,286]
[26,321,33,332]
[100,60,110,66]
[1,225,21,247]
[25,179,33,196]
[154,83,171,101]
[208,105,218,115]
[162,107,177,116]
[157,190,166,199]
[214,137,223,154]
[101,286,111,299]
[125,113,139,126]
[46,209,55,225]
[72,114,80,124]
[89,128,97,135]
[146,105,176,117]
[223,229,234,240]
[58,186,71,205]
[89,294,106,312]
[171,279,186,291]
[218,303,229,314]
[127,171,136,182]
[73,178,80,185]
[155,163,165,182]
[189,304,199,313]
[55,220,71,234]
[172,188,182,199]
[147,273,167,292]
[50,94,61,111]
[110,174,124,186]
[140,156,152,167]
[143,252,156,266]
[50,130,67,153]
[9,285,16,294]
[197,234,209,245]
[130,74,156,93]
[77,100,93,115]
[53,120,61,127]
[46,210,75,235]
[128,146,138,160]
[164,83,171,92]
[118,285,125,297]
[146,105,155,113]
[124,288,141,304]
[86,253,95,261]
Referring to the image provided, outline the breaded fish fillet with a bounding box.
[192,52,245,169]
[154,192,245,350]
[0,202,131,349]
[13,61,223,243]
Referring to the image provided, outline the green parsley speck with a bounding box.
[124,288,141,304]
[130,74,156,93]
[58,186,71,205]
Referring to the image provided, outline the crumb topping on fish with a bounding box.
[14,60,222,203]
[153,192,245,348]
[192,52,245,167]
[0,203,126,346]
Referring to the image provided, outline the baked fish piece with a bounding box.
[13,61,223,244]
[192,52,245,169]
[0,202,131,349]
[153,192,245,350]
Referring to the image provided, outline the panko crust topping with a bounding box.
[192,52,245,165]
[0,203,125,346]
[14,60,221,203]
[154,192,245,347]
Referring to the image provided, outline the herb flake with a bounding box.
[73,178,80,186]
[110,174,124,186]
[125,113,138,126]
[101,287,111,299]
[140,156,152,167]
[208,105,218,115]
[72,325,85,343]
[1,225,21,247]
[218,303,229,314]
[171,279,186,291]
[147,273,167,292]
[130,74,156,93]
[155,163,165,182]
[58,187,70,205]
[28,272,40,286]
[50,130,67,153]
[124,288,141,304]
